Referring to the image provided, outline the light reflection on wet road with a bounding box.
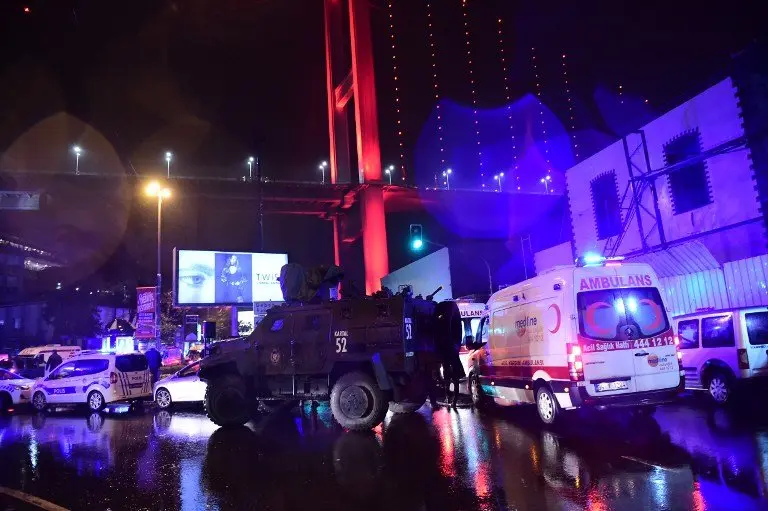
[0,399,767,510]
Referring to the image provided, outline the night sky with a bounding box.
[0,0,763,187]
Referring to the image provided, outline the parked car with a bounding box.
[0,368,35,411]
[31,352,152,413]
[673,306,768,403]
[153,361,206,409]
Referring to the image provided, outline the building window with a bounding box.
[663,129,712,214]
[590,171,622,239]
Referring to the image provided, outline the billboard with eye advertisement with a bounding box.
[173,249,287,306]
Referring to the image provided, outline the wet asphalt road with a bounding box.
[0,396,767,511]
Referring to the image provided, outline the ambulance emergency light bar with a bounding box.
[575,253,625,267]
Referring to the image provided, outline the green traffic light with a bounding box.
[411,238,424,251]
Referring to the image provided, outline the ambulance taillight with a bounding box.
[567,343,584,381]
[674,336,684,369]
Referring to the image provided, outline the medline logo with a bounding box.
[515,316,537,337]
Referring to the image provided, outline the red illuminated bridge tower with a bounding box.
[324,0,388,294]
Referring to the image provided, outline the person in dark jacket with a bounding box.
[45,350,63,374]
[145,347,162,385]
[434,301,465,408]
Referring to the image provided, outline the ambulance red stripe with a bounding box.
[483,365,571,380]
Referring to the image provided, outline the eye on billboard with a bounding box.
[173,249,288,306]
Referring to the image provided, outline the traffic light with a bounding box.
[409,224,424,251]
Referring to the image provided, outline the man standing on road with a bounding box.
[145,347,162,386]
[45,350,63,375]
[434,301,465,408]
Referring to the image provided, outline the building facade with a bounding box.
[536,45,768,316]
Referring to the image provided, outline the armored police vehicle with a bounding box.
[199,264,459,430]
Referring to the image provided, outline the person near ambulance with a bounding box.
[467,256,685,424]
[45,350,63,375]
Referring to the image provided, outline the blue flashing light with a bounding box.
[576,253,625,267]
[411,238,424,251]
[582,252,604,265]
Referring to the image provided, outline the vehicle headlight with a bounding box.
[19,385,31,391]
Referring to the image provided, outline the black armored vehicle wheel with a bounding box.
[205,375,252,427]
[330,372,388,431]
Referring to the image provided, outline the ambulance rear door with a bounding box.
[575,267,677,397]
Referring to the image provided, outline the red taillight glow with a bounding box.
[567,343,584,381]
[110,372,117,384]
[674,334,684,368]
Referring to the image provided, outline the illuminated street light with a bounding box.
[494,172,505,192]
[540,175,551,193]
[145,180,172,349]
[247,156,255,180]
[442,168,453,190]
[385,164,395,185]
[72,145,82,175]
[165,151,173,178]
[319,161,328,185]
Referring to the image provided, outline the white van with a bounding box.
[672,307,768,404]
[16,345,82,378]
[467,256,684,424]
[31,352,151,412]
[456,300,487,378]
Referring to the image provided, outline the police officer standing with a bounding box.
[145,346,162,386]
[434,301,465,408]
[45,350,63,375]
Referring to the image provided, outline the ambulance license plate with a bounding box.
[595,381,628,392]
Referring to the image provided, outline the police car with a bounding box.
[0,368,34,411]
[31,352,152,412]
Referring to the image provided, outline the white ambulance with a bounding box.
[467,255,684,424]
[456,300,486,379]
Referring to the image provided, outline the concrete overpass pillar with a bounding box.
[325,0,388,294]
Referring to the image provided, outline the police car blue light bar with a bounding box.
[575,253,625,267]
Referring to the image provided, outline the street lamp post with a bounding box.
[442,168,453,190]
[72,146,82,175]
[146,181,172,349]
[247,157,255,181]
[494,172,505,192]
[385,164,395,185]
[165,152,173,178]
[319,160,328,184]
[540,175,551,193]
